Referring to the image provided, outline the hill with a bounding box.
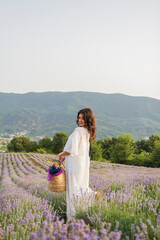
[0,91,160,139]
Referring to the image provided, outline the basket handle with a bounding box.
[59,162,65,169]
[53,159,65,169]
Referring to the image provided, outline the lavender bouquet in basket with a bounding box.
[47,164,64,181]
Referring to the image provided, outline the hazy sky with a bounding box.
[0,0,160,99]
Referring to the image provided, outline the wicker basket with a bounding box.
[47,163,66,192]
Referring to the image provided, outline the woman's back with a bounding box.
[64,127,90,169]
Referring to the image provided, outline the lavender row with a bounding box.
[5,153,46,190]
[11,153,31,176]
[0,155,57,240]
[25,153,50,171]
[1,153,55,202]
[17,153,46,175]
[26,153,60,170]
[0,153,123,240]
[9,153,46,179]
[6,152,160,239]
[4,153,67,217]
[11,153,46,176]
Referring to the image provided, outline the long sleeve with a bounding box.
[64,128,81,157]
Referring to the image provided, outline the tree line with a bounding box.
[94,134,160,167]
[7,132,68,154]
[7,133,160,167]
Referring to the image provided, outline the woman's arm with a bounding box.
[57,151,70,164]
[58,151,70,158]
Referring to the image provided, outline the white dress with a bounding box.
[64,126,96,220]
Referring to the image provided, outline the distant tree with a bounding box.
[134,135,160,154]
[52,132,68,154]
[97,137,118,160]
[135,139,151,154]
[131,151,152,167]
[110,133,135,163]
[37,148,47,154]
[148,135,160,151]
[151,140,160,167]
[90,141,103,161]
[29,141,38,152]
[7,136,31,152]
[7,140,20,152]
[39,137,52,150]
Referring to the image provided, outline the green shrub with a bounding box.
[38,137,52,150]
[151,140,160,167]
[91,141,103,161]
[110,133,135,163]
[130,151,152,167]
[36,148,47,154]
[52,132,68,154]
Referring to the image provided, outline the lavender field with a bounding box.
[0,153,160,240]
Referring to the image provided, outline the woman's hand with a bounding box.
[57,151,70,164]
[57,152,65,164]
[59,156,65,164]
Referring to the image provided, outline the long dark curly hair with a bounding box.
[76,108,96,140]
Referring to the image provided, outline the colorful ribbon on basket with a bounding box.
[47,164,64,181]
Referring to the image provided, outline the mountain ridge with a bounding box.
[0,91,160,139]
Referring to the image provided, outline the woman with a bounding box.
[57,108,97,221]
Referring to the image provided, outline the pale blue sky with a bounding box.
[0,0,160,99]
